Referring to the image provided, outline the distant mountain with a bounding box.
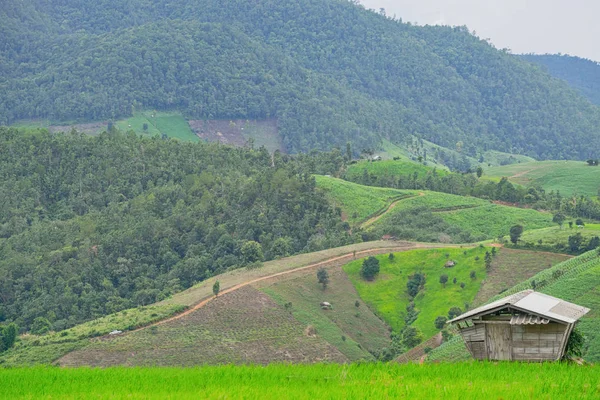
[522,54,600,105]
[2,0,600,159]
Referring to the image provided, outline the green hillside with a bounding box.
[315,176,554,242]
[429,250,600,363]
[522,54,600,105]
[484,160,600,196]
[3,0,600,158]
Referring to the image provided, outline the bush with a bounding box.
[434,316,447,330]
[448,307,462,320]
[360,257,380,280]
[31,317,51,335]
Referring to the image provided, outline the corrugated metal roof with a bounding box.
[510,314,549,325]
[448,290,590,324]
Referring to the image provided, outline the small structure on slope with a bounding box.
[448,290,589,361]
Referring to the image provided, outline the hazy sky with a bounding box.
[360,0,600,62]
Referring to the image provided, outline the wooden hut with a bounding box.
[448,290,589,361]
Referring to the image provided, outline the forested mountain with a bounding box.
[0,127,352,330]
[521,54,600,105]
[2,0,600,158]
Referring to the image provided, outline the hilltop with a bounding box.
[2,0,600,158]
[522,54,600,105]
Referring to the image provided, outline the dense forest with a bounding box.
[0,127,353,331]
[522,54,600,105]
[2,0,600,158]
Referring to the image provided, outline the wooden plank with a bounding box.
[486,323,512,360]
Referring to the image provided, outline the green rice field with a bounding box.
[1,363,598,399]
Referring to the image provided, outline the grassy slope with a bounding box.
[59,286,347,367]
[511,224,600,249]
[314,175,414,224]
[345,160,448,182]
[0,305,184,367]
[484,160,600,196]
[343,247,489,338]
[440,204,553,239]
[429,250,600,363]
[259,269,391,361]
[2,363,599,399]
[116,111,199,142]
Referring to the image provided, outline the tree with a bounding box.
[388,253,395,261]
[476,166,483,178]
[470,270,476,280]
[439,274,448,287]
[484,251,492,270]
[568,233,583,253]
[346,142,352,161]
[317,268,329,289]
[31,317,51,335]
[143,123,148,132]
[241,241,264,264]
[360,256,380,280]
[553,213,566,229]
[402,326,422,348]
[434,316,447,330]
[509,225,524,244]
[586,236,600,251]
[213,280,220,297]
[448,307,462,319]
[0,323,18,352]
[576,218,585,227]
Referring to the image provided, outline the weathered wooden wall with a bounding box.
[511,323,566,361]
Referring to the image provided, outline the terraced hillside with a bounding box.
[316,176,554,242]
[484,160,600,196]
[428,250,600,363]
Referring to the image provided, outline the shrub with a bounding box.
[448,307,462,319]
[360,257,380,280]
[31,317,51,335]
[434,316,447,330]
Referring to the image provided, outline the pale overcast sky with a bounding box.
[359,0,599,62]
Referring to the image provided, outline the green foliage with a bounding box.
[434,316,447,330]
[360,257,380,281]
[509,225,524,244]
[344,247,487,338]
[406,273,426,298]
[565,327,586,359]
[0,323,18,352]
[212,281,220,297]
[2,363,600,398]
[4,0,600,158]
[316,268,329,289]
[522,54,600,105]
[0,127,353,330]
[448,307,462,320]
[30,318,51,336]
[439,274,448,286]
[554,213,566,228]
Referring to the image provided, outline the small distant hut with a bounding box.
[448,290,589,361]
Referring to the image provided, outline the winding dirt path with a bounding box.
[361,192,425,229]
[131,242,465,333]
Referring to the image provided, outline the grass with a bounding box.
[484,160,600,196]
[59,286,347,366]
[343,247,489,338]
[429,250,600,363]
[314,175,414,224]
[259,269,391,361]
[345,160,448,182]
[2,363,599,399]
[0,304,184,367]
[472,248,571,306]
[440,204,553,239]
[509,224,600,251]
[116,111,199,142]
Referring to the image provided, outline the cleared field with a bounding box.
[59,286,347,366]
[3,363,598,399]
[0,304,184,367]
[472,248,571,306]
[314,175,414,224]
[343,247,488,338]
[429,250,600,363]
[117,111,199,142]
[259,269,391,361]
[189,118,282,153]
[485,160,600,196]
[440,204,553,239]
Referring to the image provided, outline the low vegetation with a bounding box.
[2,363,599,399]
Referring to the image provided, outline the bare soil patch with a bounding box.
[49,122,107,135]
[189,118,282,152]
